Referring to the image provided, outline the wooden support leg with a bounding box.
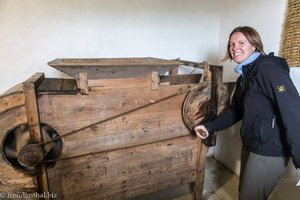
[193,139,208,200]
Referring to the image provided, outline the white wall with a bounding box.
[0,0,220,94]
[214,0,287,175]
[290,68,300,92]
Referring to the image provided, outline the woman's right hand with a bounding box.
[194,125,209,139]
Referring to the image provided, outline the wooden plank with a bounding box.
[88,76,151,90]
[0,92,25,115]
[23,73,50,198]
[37,85,193,157]
[48,135,199,199]
[160,74,202,85]
[47,57,181,80]
[0,83,23,97]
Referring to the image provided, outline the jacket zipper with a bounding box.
[240,75,244,87]
[272,114,276,128]
[258,125,262,150]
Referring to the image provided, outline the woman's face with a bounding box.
[229,32,256,64]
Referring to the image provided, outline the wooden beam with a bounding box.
[23,73,50,199]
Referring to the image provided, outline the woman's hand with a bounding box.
[194,125,209,139]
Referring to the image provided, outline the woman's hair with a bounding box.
[223,26,266,61]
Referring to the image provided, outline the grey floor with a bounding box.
[130,157,239,200]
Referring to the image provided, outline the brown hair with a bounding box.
[223,26,266,61]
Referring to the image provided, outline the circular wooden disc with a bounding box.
[182,82,231,130]
[183,82,211,130]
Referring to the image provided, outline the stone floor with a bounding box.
[130,157,239,200]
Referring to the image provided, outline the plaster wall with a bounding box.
[0,0,220,94]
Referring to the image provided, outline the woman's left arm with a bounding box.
[258,61,300,168]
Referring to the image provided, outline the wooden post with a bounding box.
[193,65,223,200]
[203,62,212,82]
[205,65,223,147]
[150,71,159,90]
[23,73,50,199]
[79,72,89,94]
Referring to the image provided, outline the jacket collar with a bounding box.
[242,53,265,75]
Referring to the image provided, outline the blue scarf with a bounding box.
[234,52,261,75]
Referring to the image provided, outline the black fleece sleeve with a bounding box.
[257,61,300,168]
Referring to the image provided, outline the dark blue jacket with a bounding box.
[204,53,300,168]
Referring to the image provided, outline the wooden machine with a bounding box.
[0,57,233,199]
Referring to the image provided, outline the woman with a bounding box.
[194,26,300,200]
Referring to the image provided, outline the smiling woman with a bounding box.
[194,26,300,200]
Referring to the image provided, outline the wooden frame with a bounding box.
[0,58,230,200]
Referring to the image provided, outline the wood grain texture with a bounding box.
[0,58,225,199]
[48,57,181,79]
[47,135,199,199]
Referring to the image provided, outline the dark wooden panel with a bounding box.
[37,78,78,94]
[160,74,202,85]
